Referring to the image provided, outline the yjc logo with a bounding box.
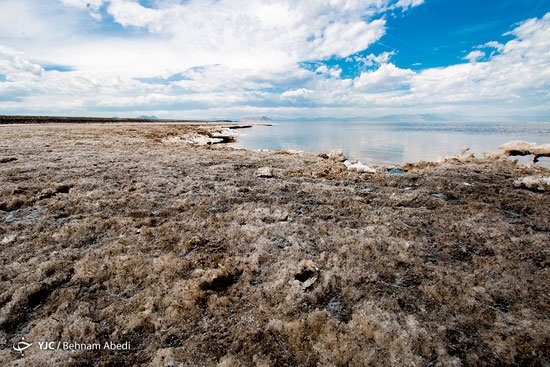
[13,337,33,357]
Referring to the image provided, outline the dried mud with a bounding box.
[1,123,549,366]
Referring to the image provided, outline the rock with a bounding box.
[256,167,274,178]
[499,141,539,156]
[179,235,207,253]
[430,192,457,201]
[211,128,236,143]
[188,235,207,247]
[187,136,224,145]
[150,348,180,367]
[217,355,244,367]
[482,151,506,161]
[440,152,476,163]
[294,260,318,289]
[273,209,289,222]
[282,149,304,154]
[199,264,236,292]
[532,144,550,157]
[503,209,523,218]
[328,149,347,162]
[513,175,550,191]
[1,234,16,244]
[499,140,550,163]
[38,184,71,200]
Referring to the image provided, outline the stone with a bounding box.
[513,175,550,191]
[256,167,274,178]
[328,149,347,162]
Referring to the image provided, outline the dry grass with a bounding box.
[1,123,549,366]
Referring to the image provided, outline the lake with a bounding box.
[230,121,550,167]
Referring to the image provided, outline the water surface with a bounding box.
[230,121,550,167]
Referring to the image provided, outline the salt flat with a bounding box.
[1,123,549,366]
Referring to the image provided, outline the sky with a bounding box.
[0,0,549,121]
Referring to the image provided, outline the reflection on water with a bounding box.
[230,121,550,167]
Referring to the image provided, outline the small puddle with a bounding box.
[387,169,406,174]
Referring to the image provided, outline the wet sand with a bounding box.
[1,123,549,366]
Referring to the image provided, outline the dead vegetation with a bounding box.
[1,123,549,366]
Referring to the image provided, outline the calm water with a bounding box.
[230,121,550,167]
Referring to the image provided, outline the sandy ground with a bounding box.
[1,123,549,366]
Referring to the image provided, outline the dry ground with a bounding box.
[0,123,549,366]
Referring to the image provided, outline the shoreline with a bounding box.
[2,116,548,169]
[1,123,549,366]
[0,115,235,125]
[228,121,550,169]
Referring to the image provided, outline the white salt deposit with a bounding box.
[513,175,550,191]
[499,141,550,158]
[343,160,376,173]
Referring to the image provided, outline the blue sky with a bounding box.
[0,0,549,120]
[382,0,549,69]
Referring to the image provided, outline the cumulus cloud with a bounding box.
[0,46,43,78]
[107,0,163,29]
[97,0,390,67]
[462,50,485,63]
[355,51,396,67]
[281,88,314,100]
[307,19,386,59]
[479,41,505,52]
[0,44,152,112]
[314,65,342,78]
[410,12,550,107]
[395,0,424,9]
[2,0,404,79]
[0,1,548,120]
[354,63,414,91]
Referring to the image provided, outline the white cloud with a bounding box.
[354,51,396,68]
[281,88,314,100]
[0,1,548,120]
[314,65,342,78]
[85,0,391,70]
[308,19,386,59]
[107,0,163,29]
[59,0,106,20]
[0,46,43,78]
[462,50,485,63]
[409,12,550,109]
[479,41,504,52]
[0,1,75,41]
[60,0,105,10]
[395,0,424,9]
[354,63,413,91]
[0,44,151,108]
[0,0,393,79]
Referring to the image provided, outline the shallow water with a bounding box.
[230,121,550,167]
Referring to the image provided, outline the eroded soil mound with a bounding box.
[1,123,549,366]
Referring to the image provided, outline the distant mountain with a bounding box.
[373,114,451,122]
[137,115,158,119]
[239,116,273,122]
[279,114,455,123]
